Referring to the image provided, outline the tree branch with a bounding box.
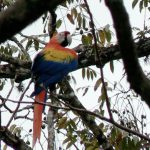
[105,0,150,107]
[0,38,150,82]
[0,126,32,150]
[0,0,63,43]
[59,79,114,150]
[56,100,150,142]
[6,80,32,128]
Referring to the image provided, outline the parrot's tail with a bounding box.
[33,90,46,148]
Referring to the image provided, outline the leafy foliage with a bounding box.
[0,0,150,150]
[132,0,150,12]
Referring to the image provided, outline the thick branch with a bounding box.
[105,0,150,107]
[1,38,150,82]
[59,79,113,150]
[0,126,32,150]
[0,0,63,43]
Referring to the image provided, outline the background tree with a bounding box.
[0,0,150,149]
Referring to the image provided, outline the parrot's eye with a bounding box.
[60,33,64,38]
[55,31,71,47]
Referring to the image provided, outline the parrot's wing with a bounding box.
[31,47,78,76]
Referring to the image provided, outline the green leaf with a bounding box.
[26,39,33,51]
[100,93,106,101]
[63,137,70,144]
[9,45,18,53]
[144,0,148,7]
[56,19,62,28]
[13,127,21,137]
[71,8,77,19]
[71,76,76,84]
[73,117,78,122]
[81,35,89,45]
[77,13,82,28]
[87,33,93,45]
[121,137,128,150]
[80,3,86,8]
[3,0,13,6]
[0,80,5,91]
[61,1,67,7]
[0,46,4,53]
[90,71,94,80]
[86,145,95,150]
[132,0,139,8]
[82,68,85,79]
[87,68,90,80]
[104,30,111,42]
[57,117,67,129]
[99,123,104,129]
[99,30,105,45]
[94,78,102,91]
[82,17,86,29]
[67,13,74,24]
[9,124,17,132]
[66,141,73,149]
[110,61,114,73]
[69,119,77,129]
[139,0,143,12]
[92,70,97,78]
[80,3,87,10]
[34,40,39,51]
[83,87,89,96]
[100,86,106,101]
[76,87,81,92]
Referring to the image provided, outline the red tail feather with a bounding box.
[33,90,46,148]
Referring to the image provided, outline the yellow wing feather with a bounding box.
[43,47,75,63]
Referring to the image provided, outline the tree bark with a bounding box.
[0,0,63,43]
[0,38,150,82]
[0,126,32,150]
[105,0,150,107]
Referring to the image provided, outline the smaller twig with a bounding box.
[1,103,13,113]
[20,33,48,45]
[58,98,150,142]
[0,79,14,112]
[48,10,57,38]
[14,116,32,121]
[0,95,70,111]
[0,98,13,113]
[6,80,14,100]
[41,129,48,142]
[126,98,140,132]
[14,110,30,120]
[17,105,33,112]
[0,96,32,105]
[39,140,44,150]
[83,0,113,120]
[6,79,32,128]
[10,37,31,61]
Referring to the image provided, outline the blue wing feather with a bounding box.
[32,58,77,76]
[31,51,78,96]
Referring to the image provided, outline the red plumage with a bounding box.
[33,90,46,147]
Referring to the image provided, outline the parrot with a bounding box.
[30,31,78,147]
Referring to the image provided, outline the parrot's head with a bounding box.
[51,31,72,47]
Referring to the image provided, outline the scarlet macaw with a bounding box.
[30,31,78,147]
